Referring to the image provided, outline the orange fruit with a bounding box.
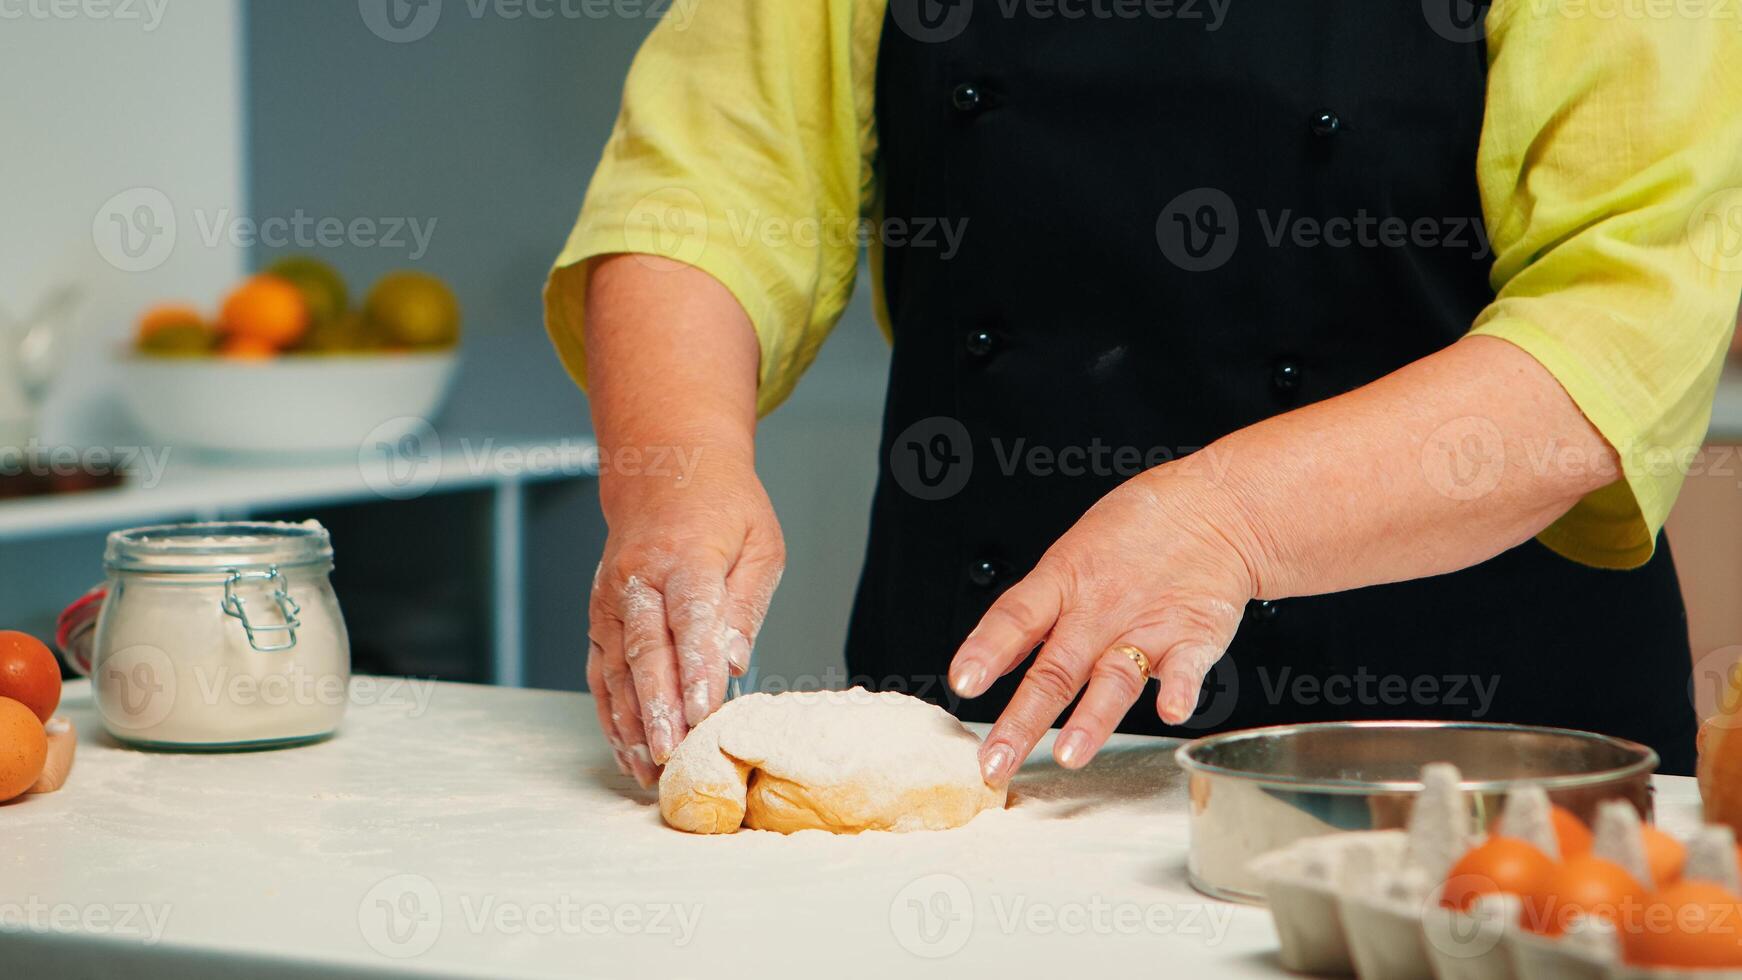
[0,696,46,802]
[1643,825,1688,887]
[1552,806,1594,856]
[1622,880,1742,968]
[219,275,308,348]
[1523,854,1647,936]
[1441,837,1559,911]
[0,631,60,723]
[219,336,279,361]
[137,303,207,341]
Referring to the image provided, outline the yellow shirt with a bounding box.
[547,0,1742,570]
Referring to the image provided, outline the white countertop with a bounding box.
[2,681,1704,979]
[0,435,598,542]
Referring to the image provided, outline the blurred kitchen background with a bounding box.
[4,2,1741,706]
[1,1,888,693]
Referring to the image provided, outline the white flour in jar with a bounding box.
[91,524,351,748]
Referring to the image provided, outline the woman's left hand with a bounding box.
[948,458,1266,785]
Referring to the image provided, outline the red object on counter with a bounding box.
[55,586,106,677]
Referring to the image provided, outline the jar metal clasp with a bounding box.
[221,566,302,652]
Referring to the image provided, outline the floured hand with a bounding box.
[589,452,784,788]
[578,256,783,789]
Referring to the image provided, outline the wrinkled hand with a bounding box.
[948,462,1262,785]
[589,454,784,787]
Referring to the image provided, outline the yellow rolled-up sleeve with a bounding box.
[543,0,882,417]
[1471,0,1742,568]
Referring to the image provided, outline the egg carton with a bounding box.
[1249,765,1742,980]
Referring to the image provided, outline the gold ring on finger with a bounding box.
[1107,643,1151,680]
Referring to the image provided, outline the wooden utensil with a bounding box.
[27,716,75,794]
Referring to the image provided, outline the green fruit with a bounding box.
[267,254,349,326]
[137,322,217,357]
[364,271,460,350]
[299,312,384,354]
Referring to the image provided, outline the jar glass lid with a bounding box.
[105,521,334,573]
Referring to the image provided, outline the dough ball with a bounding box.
[658,688,1007,835]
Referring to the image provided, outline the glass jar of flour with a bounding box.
[72,521,350,750]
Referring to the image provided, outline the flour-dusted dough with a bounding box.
[658,688,1007,835]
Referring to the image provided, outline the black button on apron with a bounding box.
[1271,356,1303,397]
[965,330,995,358]
[968,559,1000,587]
[951,83,984,113]
[1247,600,1281,624]
[1310,110,1341,137]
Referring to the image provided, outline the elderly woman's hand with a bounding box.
[948,336,1630,786]
[589,452,784,787]
[948,456,1266,785]
[579,254,782,789]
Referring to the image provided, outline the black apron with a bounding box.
[845,0,1699,774]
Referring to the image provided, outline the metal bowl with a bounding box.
[1174,720,1658,904]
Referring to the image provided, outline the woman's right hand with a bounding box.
[576,254,782,789]
[589,454,785,787]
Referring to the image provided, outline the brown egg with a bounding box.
[1622,880,1742,968]
[0,696,47,801]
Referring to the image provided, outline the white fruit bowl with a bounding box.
[118,352,458,455]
